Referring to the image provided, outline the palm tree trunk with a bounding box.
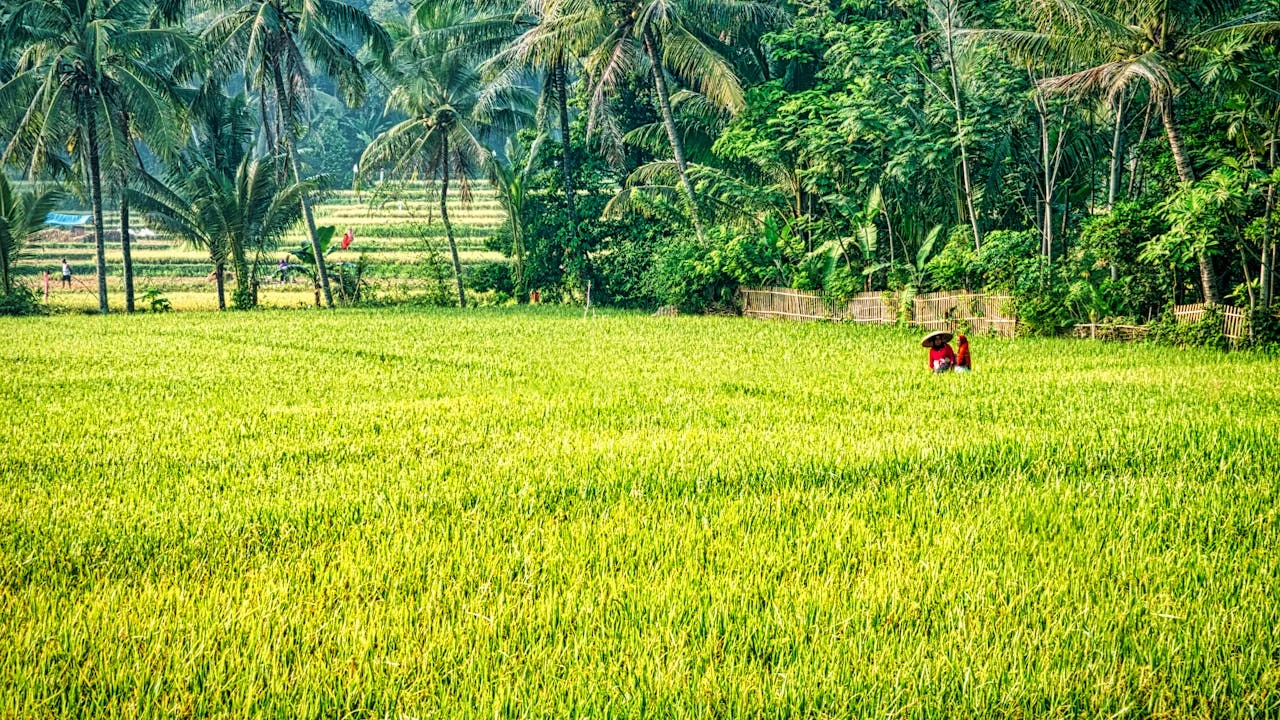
[1037,94,1052,257]
[441,135,466,309]
[1108,93,1125,209]
[1,248,11,294]
[555,56,578,256]
[945,6,980,251]
[513,221,524,299]
[230,240,251,309]
[288,145,335,308]
[1161,95,1219,304]
[271,59,334,309]
[1262,109,1279,311]
[1264,243,1274,308]
[1128,100,1153,199]
[85,112,109,314]
[643,29,705,240]
[1109,96,1128,281]
[120,188,135,313]
[215,261,226,311]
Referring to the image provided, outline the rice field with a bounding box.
[2,308,1279,718]
[16,183,505,311]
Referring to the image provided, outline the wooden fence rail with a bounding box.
[740,287,1018,337]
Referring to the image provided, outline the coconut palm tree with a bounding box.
[203,0,392,309]
[977,0,1280,304]
[0,175,65,294]
[112,54,192,314]
[126,89,259,310]
[1,0,190,314]
[130,148,312,311]
[360,24,534,308]
[483,0,590,266]
[531,0,783,238]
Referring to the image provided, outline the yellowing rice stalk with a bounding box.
[1,308,1278,717]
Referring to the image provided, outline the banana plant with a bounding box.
[905,221,944,291]
[821,185,887,292]
[289,226,337,308]
[0,175,64,294]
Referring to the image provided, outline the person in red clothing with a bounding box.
[922,331,956,373]
[341,226,354,250]
[955,334,971,373]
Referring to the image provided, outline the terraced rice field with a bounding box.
[2,308,1279,717]
[15,183,507,311]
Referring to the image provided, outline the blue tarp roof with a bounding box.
[45,213,91,226]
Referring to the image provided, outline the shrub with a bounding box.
[644,234,735,314]
[0,286,43,317]
[467,262,514,297]
[1148,304,1227,349]
[141,287,173,313]
[1247,307,1280,348]
[926,226,980,291]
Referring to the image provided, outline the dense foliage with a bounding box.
[2,0,1280,340]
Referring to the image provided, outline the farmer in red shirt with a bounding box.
[922,331,956,373]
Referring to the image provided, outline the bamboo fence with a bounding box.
[912,291,1016,337]
[739,287,833,321]
[1173,302,1248,341]
[741,288,1256,343]
[1073,323,1148,341]
[740,287,1017,337]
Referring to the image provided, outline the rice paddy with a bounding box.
[16,184,503,311]
[2,308,1279,718]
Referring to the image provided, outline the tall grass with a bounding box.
[1,309,1278,718]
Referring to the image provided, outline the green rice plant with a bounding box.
[1,309,1278,718]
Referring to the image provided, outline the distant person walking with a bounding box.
[277,258,290,282]
[341,227,354,251]
[60,258,72,288]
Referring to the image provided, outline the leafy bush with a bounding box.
[466,262,514,297]
[141,287,172,313]
[926,226,980,291]
[331,255,372,305]
[977,230,1040,291]
[644,234,735,314]
[1148,304,1227,349]
[719,215,799,289]
[0,286,43,316]
[1248,307,1280,348]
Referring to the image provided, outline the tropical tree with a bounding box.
[113,73,189,314]
[204,0,392,309]
[1204,40,1280,311]
[0,175,65,294]
[130,152,312,311]
[485,0,592,268]
[978,0,1280,304]
[128,90,306,310]
[928,0,982,251]
[2,0,189,313]
[540,0,783,237]
[488,133,543,298]
[360,21,534,308]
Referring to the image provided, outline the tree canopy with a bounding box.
[1,0,1278,339]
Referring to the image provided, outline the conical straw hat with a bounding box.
[921,330,954,347]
